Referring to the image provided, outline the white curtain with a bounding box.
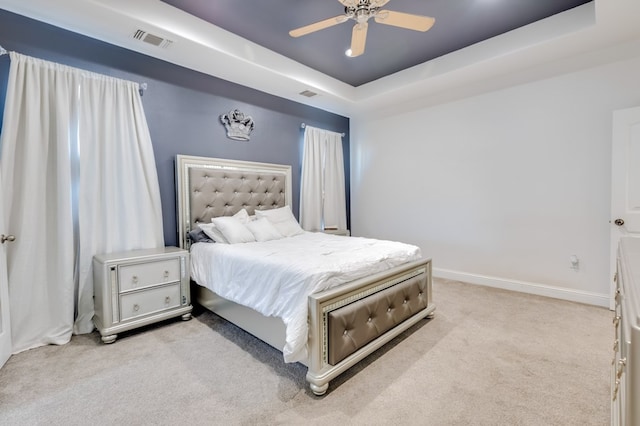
[0,54,77,351]
[74,69,164,334]
[0,52,164,352]
[300,125,347,231]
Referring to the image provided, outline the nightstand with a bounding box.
[93,247,192,343]
[322,229,350,236]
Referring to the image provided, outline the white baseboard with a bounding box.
[433,268,610,308]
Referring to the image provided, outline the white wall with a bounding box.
[351,55,640,307]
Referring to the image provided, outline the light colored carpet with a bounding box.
[0,279,611,425]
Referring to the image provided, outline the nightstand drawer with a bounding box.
[118,258,180,292]
[120,283,181,321]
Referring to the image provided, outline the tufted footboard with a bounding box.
[327,272,429,365]
[306,258,435,395]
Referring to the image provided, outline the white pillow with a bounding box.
[200,210,251,244]
[255,205,304,237]
[233,208,251,224]
[198,223,229,244]
[212,216,256,244]
[245,217,283,242]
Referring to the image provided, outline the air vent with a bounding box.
[299,90,318,98]
[132,29,173,49]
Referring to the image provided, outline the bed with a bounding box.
[175,154,435,395]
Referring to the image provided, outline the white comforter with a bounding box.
[190,232,421,363]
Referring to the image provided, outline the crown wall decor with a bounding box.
[220,109,255,141]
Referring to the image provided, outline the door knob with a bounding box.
[0,234,15,244]
[614,218,625,226]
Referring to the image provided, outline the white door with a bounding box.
[610,106,640,309]
[0,172,13,368]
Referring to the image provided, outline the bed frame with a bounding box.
[175,154,435,395]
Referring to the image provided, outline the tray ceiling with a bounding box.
[161,0,592,87]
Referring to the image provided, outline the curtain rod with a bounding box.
[0,45,146,96]
[300,123,345,137]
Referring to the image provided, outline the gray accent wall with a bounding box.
[0,9,350,247]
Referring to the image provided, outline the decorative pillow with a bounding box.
[211,216,256,244]
[198,210,251,244]
[255,205,304,237]
[188,228,214,244]
[233,208,251,224]
[245,217,283,242]
[198,223,229,244]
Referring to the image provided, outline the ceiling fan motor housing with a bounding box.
[344,0,381,23]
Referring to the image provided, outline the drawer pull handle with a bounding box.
[616,358,627,379]
[165,296,171,305]
[613,316,620,327]
[164,270,169,279]
[133,304,140,312]
[132,275,139,284]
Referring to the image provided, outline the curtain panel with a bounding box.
[0,54,77,352]
[0,52,164,353]
[74,69,164,334]
[300,126,347,232]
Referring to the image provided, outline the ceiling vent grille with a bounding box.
[299,90,318,98]
[132,29,173,49]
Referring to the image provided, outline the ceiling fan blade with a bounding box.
[350,22,368,57]
[338,0,357,7]
[289,15,348,38]
[374,10,435,32]
[371,0,391,7]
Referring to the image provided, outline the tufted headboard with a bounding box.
[175,155,292,249]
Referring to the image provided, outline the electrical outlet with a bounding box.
[570,255,579,270]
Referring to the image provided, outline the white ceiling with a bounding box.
[1,0,640,119]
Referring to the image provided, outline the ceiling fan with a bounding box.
[289,0,435,57]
